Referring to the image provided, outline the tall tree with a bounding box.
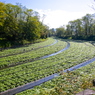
[60,14,95,40]
[0,2,49,47]
[56,27,65,38]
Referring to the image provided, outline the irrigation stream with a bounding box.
[0,39,58,58]
[41,41,70,59]
[1,41,95,95]
[0,39,58,70]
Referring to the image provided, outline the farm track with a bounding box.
[0,39,58,58]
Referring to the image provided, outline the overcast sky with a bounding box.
[1,0,94,28]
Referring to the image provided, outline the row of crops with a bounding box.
[0,38,95,93]
[0,38,55,58]
[0,38,66,92]
[0,38,67,69]
[16,61,95,95]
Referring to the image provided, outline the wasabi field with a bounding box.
[0,37,95,95]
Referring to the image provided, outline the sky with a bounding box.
[0,0,95,28]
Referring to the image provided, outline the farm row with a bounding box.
[0,38,54,58]
[17,61,95,95]
[0,38,95,92]
[0,38,66,69]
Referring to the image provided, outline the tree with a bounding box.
[0,2,7,26]
[56,27,65,38]
[61,14,95,40]
[0,2,49,48]
[82,14,94,39]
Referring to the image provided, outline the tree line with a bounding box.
[0,2,49,47]
[56,14,95,41]
[0,2,95,48]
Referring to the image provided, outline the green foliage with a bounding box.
[56,27,65,38]
[0,2,7,26]
[56,14,95,41]
[0,38,95,92]
[17,62,95,95]
[0,38,63,68]
[0,2,49,48]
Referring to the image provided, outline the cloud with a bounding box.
[35,9,94,28]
